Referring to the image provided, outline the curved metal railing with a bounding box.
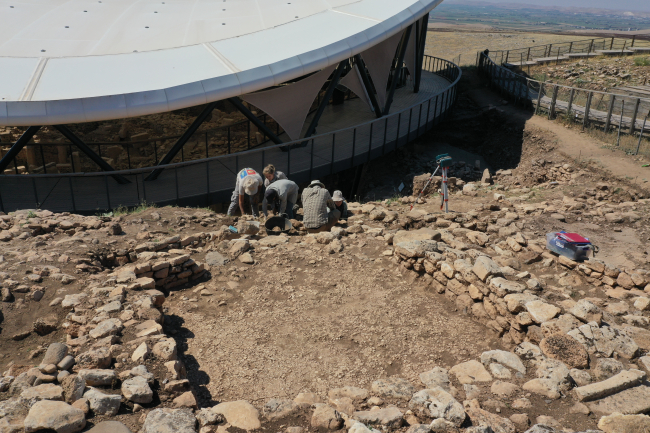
[0,56,461,213]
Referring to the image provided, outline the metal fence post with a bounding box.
[68,177,76,212]
[287,145,291,177]
[69,144,75,172]
[367,123,373,163]
[105,175,111,210]
[630,98,641,134]
[417,104,423,135]
[605,95,616,132]
[583,92,593,130]
[32,177,39,208]
[433,94,439,126]
[310,139,314,180]
[535,82,544,115]
[395,113,402,148]
[636,113,649,155]
[549,85,559,119]
[39,145,47,174]
[330,133,336,174]
[406,108,413,143]
[206,160,210,206]
[175,167,180,205]
[567,88,575,115]
[141,173,147,203]
[350,129,356,169]
[617,99,625,146]
[382,118,388,156]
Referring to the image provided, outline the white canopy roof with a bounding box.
[0,0,442,126]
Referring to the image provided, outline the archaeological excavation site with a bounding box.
[3,1,650,433]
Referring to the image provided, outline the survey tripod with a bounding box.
[410,154,453,213]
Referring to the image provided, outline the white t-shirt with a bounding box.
[234,168,263,195]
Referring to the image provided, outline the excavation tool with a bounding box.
[410,154,453,213]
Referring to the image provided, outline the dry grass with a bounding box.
[424,31,578,66]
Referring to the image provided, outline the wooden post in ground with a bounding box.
[549,85,559,120]
[630,98,641,134]
[605,95,616,132]
[617,99,625,146]
[631,35,636,47]
[583,92,593,130]
[567,88,575,116]
[569,42,573,53]
[535,82,544,115]
[610,37,615,50]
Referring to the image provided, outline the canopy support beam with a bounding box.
[384,25,412,114]
[303,60,349,140]
[146,101,218,181]
[414,13,429,93]
[354,55,383,117]
[54,125,131,184]
[0,126,41,174]
[228,97,284,145]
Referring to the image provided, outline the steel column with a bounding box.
[0,126,41,173]
[414,13,429,93]
[53,125,130,184]
[228,97,284,144]
[146,101,219,181]
[303,60,348,139]
[384,25,413,114]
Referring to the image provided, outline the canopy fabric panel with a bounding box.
[339,64,373,112]
[241,65,336,141]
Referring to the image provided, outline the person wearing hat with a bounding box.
[227,168,263,217]
[262,178,299,219]
[262,164,287,188]
[331,190,348,219]
[302,180,340,232]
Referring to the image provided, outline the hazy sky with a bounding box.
[450,0,650,12]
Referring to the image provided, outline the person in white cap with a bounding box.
[227,168,263,217]
[301,180,340,232]
[331,190,348,219]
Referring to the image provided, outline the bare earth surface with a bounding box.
[179,243,494,404]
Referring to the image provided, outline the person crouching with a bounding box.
[227,168,263,217]
[262,179,299,219]
[302,180,340,232]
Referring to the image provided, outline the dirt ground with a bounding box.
[176,239,496,405]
